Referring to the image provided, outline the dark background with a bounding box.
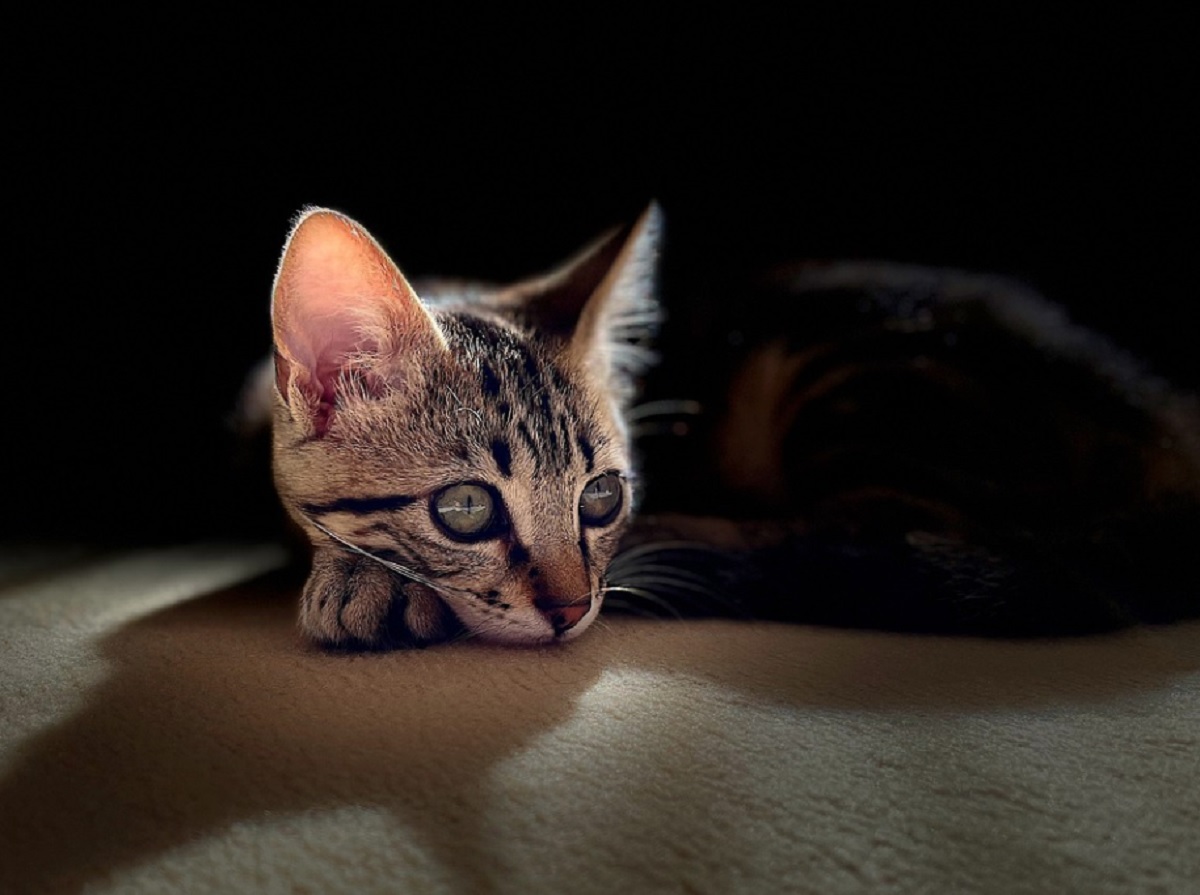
[6,17,1195,543]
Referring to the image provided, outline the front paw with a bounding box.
[298,549,455,649]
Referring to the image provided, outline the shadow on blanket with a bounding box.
[2,564,1198,893]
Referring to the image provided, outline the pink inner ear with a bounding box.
[290,306,383,390]
[270,209,440,427]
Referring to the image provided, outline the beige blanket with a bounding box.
[2,544,1198,894]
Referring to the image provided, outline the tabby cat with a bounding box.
[263,204,1200,649]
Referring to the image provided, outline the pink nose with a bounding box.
[537,599,590,633]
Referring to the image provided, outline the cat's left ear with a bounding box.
[489,203,663,404]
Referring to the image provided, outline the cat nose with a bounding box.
[535,598,591,632]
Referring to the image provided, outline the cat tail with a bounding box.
[610,511,1200,636]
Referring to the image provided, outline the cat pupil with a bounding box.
[433,483,497,538]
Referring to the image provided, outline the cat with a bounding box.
[260,204,1200,649]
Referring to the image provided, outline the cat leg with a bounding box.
[299,548,456,649]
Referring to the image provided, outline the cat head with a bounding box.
[270,205,661,647]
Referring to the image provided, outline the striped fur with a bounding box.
[270,206,659,647]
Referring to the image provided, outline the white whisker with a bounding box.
[447,387,483,422]
[303,515,474,599]
[600,585,685,619]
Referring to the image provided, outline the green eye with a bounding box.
[432,483,499,539]
[579,473,623,527]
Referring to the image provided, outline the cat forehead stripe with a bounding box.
[301,494,417,515]
[490,439,513,478]
[439,312,586,475]
[577,434,596,473]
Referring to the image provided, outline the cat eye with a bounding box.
[579,473,623,527]
[432,483,501,540]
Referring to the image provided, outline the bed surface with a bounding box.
[2,544,1198,894]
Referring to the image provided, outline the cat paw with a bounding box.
[298,549,458,649]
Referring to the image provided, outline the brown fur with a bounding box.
[269,206,661,647]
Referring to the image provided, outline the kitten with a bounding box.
[264,205,1200,648]
[268,206,660,647]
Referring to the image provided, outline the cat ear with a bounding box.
[489,202,663,404]
[271,207,447,435]
[566,203,663,399]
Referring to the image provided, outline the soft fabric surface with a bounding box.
[1,544,1198,895]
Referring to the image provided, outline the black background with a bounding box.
[6,15,1195,542]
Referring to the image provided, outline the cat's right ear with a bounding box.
[271,208,447,436]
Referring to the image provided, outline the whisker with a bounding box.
[600,585,685,619]
[611,561,718,589]
[447,386,483,422]
[303,515,475,599]
[607,542,752,616]
[446,625,479,646]
[612,575,738,613]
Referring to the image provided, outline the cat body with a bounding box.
[629,259,1200,634]
[264,205,1200,648]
